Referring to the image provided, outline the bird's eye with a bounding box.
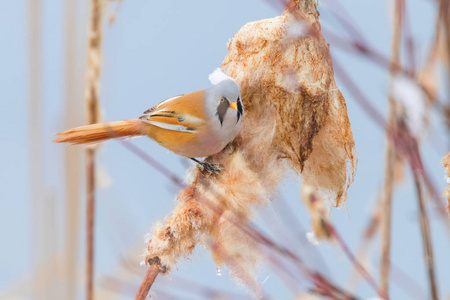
[220,97,225,103]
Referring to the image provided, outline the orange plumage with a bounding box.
[53,119,145,145]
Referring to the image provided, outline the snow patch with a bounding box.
[287,20,309,39]
[390,75,426,137]
[209,68,235,85]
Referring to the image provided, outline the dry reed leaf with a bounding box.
[301,184,332,241]
[393,156,405,183]
[144,0,356,290]
[417,40,440,103]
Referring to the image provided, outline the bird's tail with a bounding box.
[53,119,145,145]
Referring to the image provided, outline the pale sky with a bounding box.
[0,0,448,299]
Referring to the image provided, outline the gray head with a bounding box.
[209,79,244,124]
[201,69,244,150]
[205,79,243,126]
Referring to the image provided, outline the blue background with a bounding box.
[0,0,448,299]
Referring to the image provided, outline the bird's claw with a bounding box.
[197,162,223,174]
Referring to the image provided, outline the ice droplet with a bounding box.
[216,266,222,276]
[306,231,319,245]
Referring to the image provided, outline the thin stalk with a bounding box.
[395,120,439,299]
[85,0,102,299]
[380,0,403,295]
[413,172,439,300]
[86,149,96,300]
[134,265,160,300]
[380,139,395,295]
[28,0,45,298]
[64,0,83,298]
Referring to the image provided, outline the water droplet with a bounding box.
[216,267,222,276]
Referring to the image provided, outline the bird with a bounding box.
[53,69,244,173]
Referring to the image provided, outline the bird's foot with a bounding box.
[196,161,223,174]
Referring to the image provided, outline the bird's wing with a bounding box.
[140,90,206,133]
[143,95,184,114]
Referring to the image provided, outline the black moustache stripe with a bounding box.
[236,97,243,122]
[237,98,243,116]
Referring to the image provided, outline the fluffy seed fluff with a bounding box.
[442,152,450,214]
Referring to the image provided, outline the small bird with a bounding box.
[54,69,244,172]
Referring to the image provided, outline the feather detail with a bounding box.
[139,111,201,133]
[143,95,184,114]
[140,119,196,133]
[146,90,206,120]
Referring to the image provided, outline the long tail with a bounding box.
[53,119,145,145]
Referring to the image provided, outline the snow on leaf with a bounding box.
[390,74,426,137]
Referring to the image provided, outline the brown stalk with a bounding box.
[85,0,103,299]
[380,0,403,295]
[405,142,440,300]
[414,175,439,300]
[28,0,46,297]
[134,265,160,300]
[64,0,84,298]
[86,149,96,300]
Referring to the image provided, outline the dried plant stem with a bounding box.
[380,0,403,295]
[85,0,102,299]
[86,149,96,300]
[134,265,160,300]
[413,175,439,300]
[64,0,83,298]
[28,0,46,298]
[379,141,394,295]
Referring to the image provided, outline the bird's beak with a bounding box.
[229,102,238,110]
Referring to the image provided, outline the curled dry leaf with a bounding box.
[144,0,356,290]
